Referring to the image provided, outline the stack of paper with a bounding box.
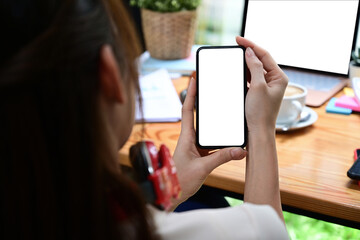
[135,69,182,123]
[326,87,360,115]
[335,95,360,112]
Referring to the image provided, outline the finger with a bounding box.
[196,146,225,157]
[236,36,279,73]
[245,47,267,86]
[246,67,266,85]
[181,77,196,134]
[201,147,247,173]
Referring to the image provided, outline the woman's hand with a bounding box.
[236,36,288,133]
[236,36,288,222]
[171,77,247,209]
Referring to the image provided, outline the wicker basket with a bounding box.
[141,9,197,60]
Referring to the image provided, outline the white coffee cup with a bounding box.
[276,83,307,125]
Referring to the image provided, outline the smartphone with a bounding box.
[196,46,247,148]
[348,148,360,180]
[348,158,360,180]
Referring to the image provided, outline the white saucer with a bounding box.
[276,107,318,132]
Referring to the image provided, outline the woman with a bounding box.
[0,0,288,239]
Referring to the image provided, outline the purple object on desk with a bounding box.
[335,96,360,112]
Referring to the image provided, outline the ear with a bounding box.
[99,45,126,103]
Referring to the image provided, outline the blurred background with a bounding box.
[195,0,244,45]
[126,0,360,51]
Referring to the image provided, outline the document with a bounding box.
[135,69,182,123]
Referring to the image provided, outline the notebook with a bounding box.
[135,69,182,123]
[243,0,360,107]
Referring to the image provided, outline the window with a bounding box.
[195,0,245,45]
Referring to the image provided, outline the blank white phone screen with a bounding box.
[198,47,245,147]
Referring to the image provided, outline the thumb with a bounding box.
[201,147,247,174]
[245,47,266,85]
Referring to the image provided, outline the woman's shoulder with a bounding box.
[148,203,289,240]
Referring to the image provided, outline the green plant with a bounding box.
[130,0,201,12]
[351,48,360,66]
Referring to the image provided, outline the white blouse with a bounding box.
[148,203,289,240]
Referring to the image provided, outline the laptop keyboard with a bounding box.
[283,69,342,91]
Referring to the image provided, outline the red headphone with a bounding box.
[129,141,181,211]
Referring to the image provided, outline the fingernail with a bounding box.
[231,148,245,159]
[246,47,254,57]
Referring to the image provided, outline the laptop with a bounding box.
[242,0,360,107]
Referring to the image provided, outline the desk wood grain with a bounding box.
[119,77,360,225]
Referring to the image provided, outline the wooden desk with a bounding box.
[119,77,360,228]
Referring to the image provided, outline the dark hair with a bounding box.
[0,0,156,239]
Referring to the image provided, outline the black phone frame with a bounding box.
[196,45,248,149]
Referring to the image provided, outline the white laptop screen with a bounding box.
[244,0,359,75]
